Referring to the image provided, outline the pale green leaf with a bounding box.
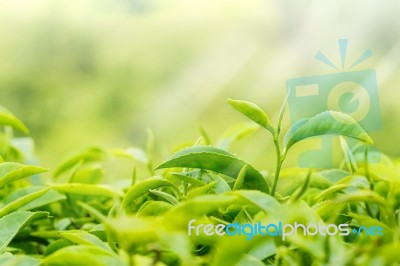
[0,163,48,187]
[148,189,178,205]
[54,147,104,178]
[59,230,111,251]
[0,253,39,266]
[41,246,124,266]
[0,211,48,253]
[137,201,173,216]
[217,122,259,150]
[227,98,274,132]
[187,181,218,199]
[233,165,247,190]
[49,183,123,198]
[170,172,206,187]
[122,177,180,211]
[0,106,29,134]
[0,187,50,216]
[3,186,66,211]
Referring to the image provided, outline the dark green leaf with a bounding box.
[156,146,269,193]
[284,111,373,152]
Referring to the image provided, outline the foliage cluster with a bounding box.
[0,99,398,266]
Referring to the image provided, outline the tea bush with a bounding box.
[0,99,398,266]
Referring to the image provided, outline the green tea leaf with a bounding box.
[149,189,178,205]
[209,175,232,194]
[77,202,107,224]
[0,163,48,187]
[283,111,373,152]
[164,194,238,228]
[54,147,105,178]
[107,216,161,249]
[156,146,269,193]
[236,254,266,266]
[227,99,274,133]
[335,190,386,205]
[41,246,124,266]
[70,165,104,184]
[170,172,206,187]
[3,186,66,211]
[212,234,266,266]
[314,201,346,221]
[59,230,111,251]
[137,201,173,216]
[0,106,29,134]
[198,125,211,145]
[106,215,191,263]
[122,177,181,210]
[110,147,148,164]
[44,239,73,256]
[291,170,312,202]
[230,190,279,213]
[349,213,392,234]
[49,183,123,198]
[0,253,39,266]
[187,181,218,199]
[314,184,348,201]
[0,187,50,216]
[217,122,259,150]
[0,211,48,253]
[233,165,247,190]
[340,137,357,173]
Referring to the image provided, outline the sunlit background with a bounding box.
[1,0,400,171]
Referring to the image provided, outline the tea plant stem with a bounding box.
[363,145,373,190]
[363,145,375,217]
[270,95,288,197]
[182,168,189,197]
[365,203,374,217]
[271,137,282,196]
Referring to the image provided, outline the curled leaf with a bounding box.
[156,146,269,193]
[284,111,373,153]
[0,106,29,134]
[122,177,181,210]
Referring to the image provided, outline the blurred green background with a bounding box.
[1,0,399,170]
